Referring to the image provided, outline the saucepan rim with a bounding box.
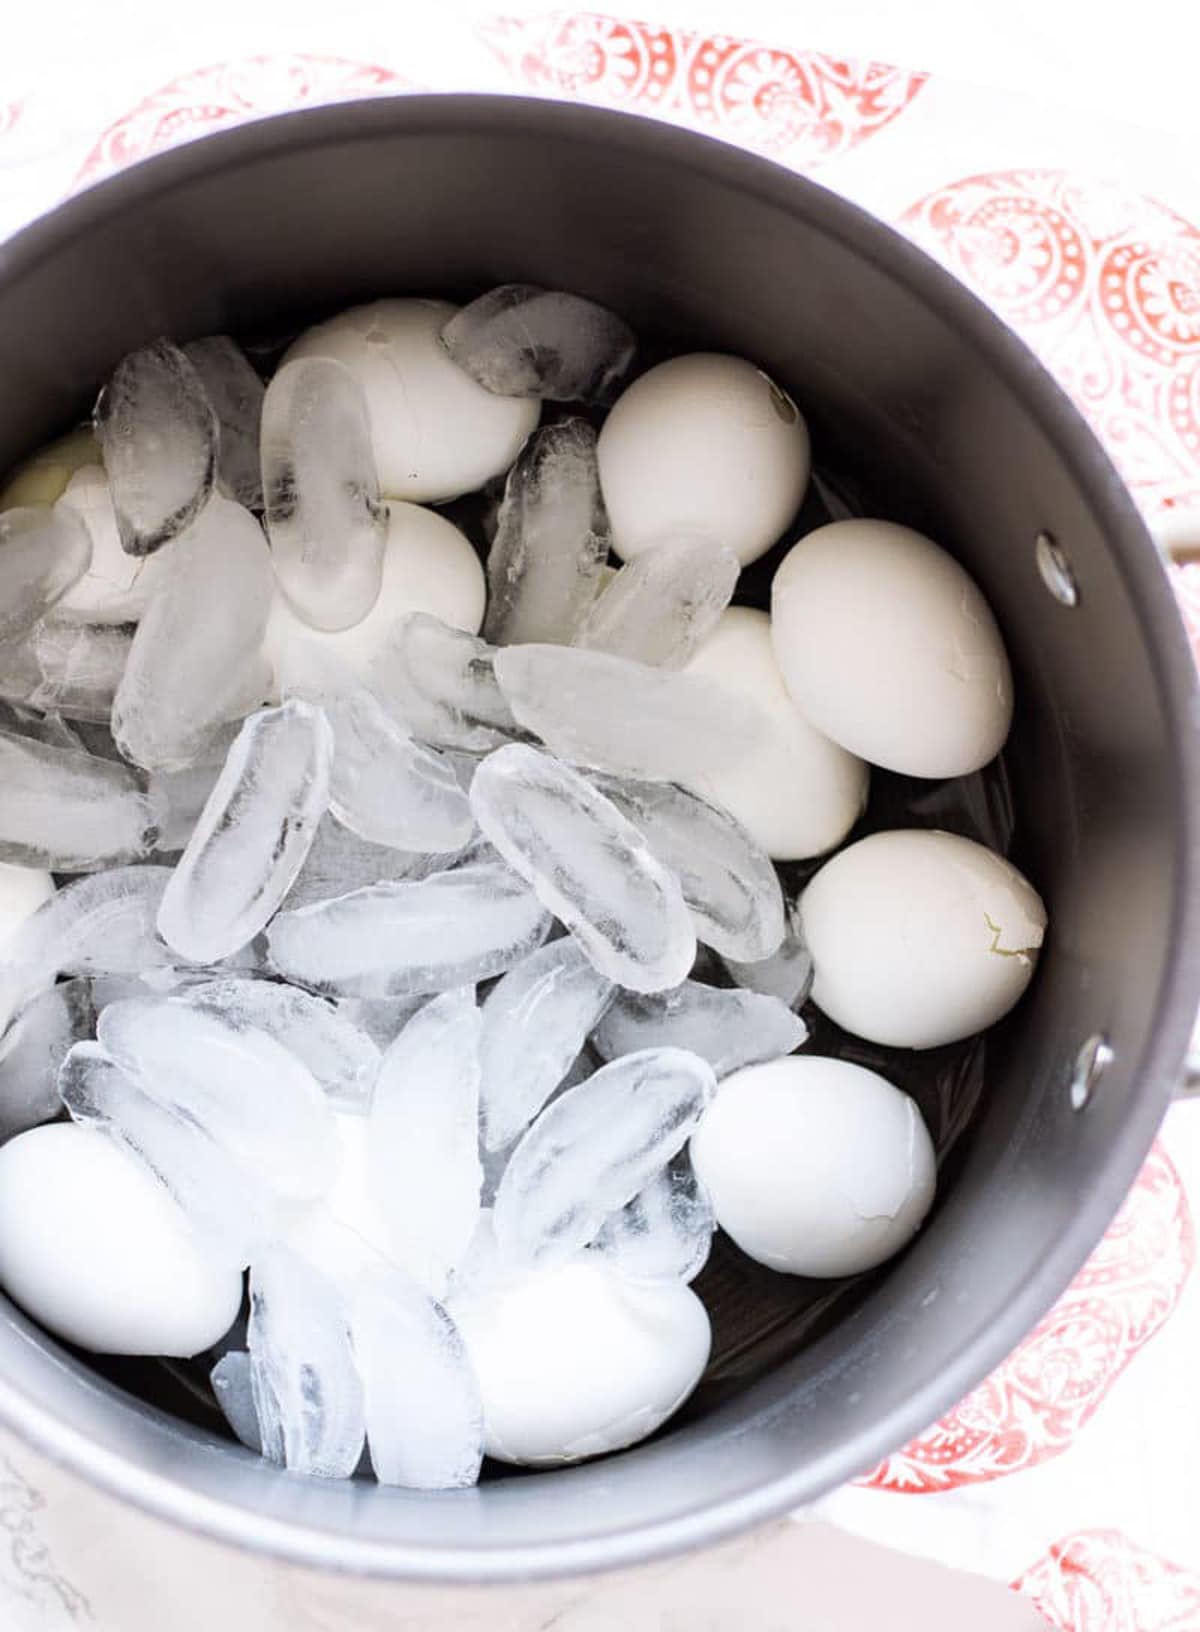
[0,93,1196,1582]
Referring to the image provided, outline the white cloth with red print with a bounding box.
[0,7,1197,1630]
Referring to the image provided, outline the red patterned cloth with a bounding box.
[479,13,926,163]
[859,1145,1194,1495]
[1016,1531,1200,1632]
[75,56,412,184]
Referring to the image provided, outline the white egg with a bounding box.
[681,607,867,859]
[450,1255,710,1466]
[0,862,54,954]
[597,353,810,567]
[771,519,1013,778]
[801,828,1047,1049]
[690,1056,936,1277]
[0,1124,243,1356]
[54,466,170,623]
[0,425,98,509]
[282,300,539,502]
[263,500,485,696]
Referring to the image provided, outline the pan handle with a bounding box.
[1154,513,1200,1099]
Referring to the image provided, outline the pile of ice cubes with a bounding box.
[0,288,811,1488]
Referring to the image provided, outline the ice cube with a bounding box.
[719,898,814,1009]
[368,612,524,754]
[248,1244,366,1478]
[66,718,128,761]
[446,1207,519,1298]
[145,753,226,853]
[4,705,86,752]
[353,1266,484,1489]
[59,1039,267,1268]
[267,861,552,998]
[0,978,94,1141]
[27,711,87,752]
[157,700,333,964]
[479,938,615,1151]
[112,495,275,771]
[0,726,160,871]
[334,994,430,1051]
[284,814,463,911]
[0,505,92,641]
[493,643,771,785]
[182,336,265,510]
[0,641,41,706]
[593,775,785,961]
[98,995,337,1199]
[470,745,695,994]
[492,1046,716,1267]
[483,419,610,647]
[367,989,482,1296]
[54,466,168,624]
[178,976,380,1111]
[1,868,175,1033]
[86,972,167,1010]
[28,618,132,723]
[210,1350,262,1452]
[440,285,635,403]
[93,339,218,556]
[591,1158,714,1284]
[260,356,387,632]
[280,642,472,853]
[593,980,807,1077]
[576,534,739,668]
[480,1045,596,1207]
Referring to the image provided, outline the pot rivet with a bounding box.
[1036,531,1079,607]
[1070,1033,1112,1110]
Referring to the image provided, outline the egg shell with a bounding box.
[264,500,485,696]
[0,1124,243,1356]
[690,1055,936,1277]
[597,354,810,567]
[0,862,55,954]
[282,300,540,502]
[770,519,1013,778]
[682,607,867,859]
[801,828,1047,1049]
[0,426,99,509]
[54,466,170,623]
[450,1255,710,1465]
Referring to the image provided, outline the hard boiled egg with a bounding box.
[263,501,485,696]
[597,354,810,567]
[0,1124,242,1355]
[771,520,1013,778]
[690,1056,936,1277]
[801,828,1047,1049]
[54,466,169,623]
[283,299,539,502]
[0,426,99,510]
[450,1254,710,1465]
[682,607,867,859]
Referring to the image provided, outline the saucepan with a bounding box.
[0,95,1196,1582]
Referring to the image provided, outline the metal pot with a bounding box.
[0,96,1196,1583]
